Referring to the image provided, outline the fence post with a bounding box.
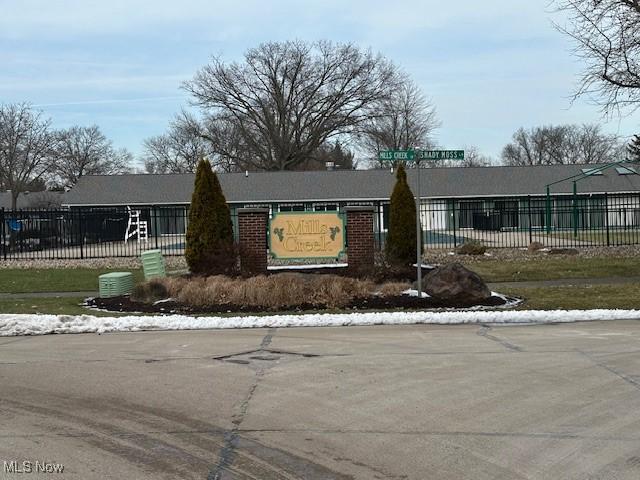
[572,181,578,241]
[1,208,5,260]
[527,196,533,245]
[605,193,610,246]
[452,201,457,248]
[153,205,159,250]
[79,209,84,260]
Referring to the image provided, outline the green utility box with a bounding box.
[141,249,166,280]
[99,272,134,298]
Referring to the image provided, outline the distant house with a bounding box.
[61,164,640,239]
[0,191,64,210]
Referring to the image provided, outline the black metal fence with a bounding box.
[0,207,195,260]
[1,194,639,260]
[371,193,640,250]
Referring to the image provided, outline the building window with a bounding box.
[458,201,483,229]
[495,200,519,229]
[279,204,305,212]
[314,204,337,212]
[157,207,187,235]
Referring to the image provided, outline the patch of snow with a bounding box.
[411,263,437,269]
[491,291,508,301]
[402,289,431,298]
[490,291,522,309]
[1,309,639,337]
[153,298,175,305]
[267,263,348,270]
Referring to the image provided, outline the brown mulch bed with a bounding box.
[88,292,510,315]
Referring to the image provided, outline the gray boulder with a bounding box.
[424,263,491,305]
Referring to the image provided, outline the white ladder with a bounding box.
[124,207,149,244]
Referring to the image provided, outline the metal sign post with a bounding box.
[379,149,465,297]
[415,157,422,296]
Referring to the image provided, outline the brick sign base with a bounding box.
[238,208,269,276]
[344,206,375,275]
[237,206,375,276]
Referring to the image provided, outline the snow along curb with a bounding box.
[1,310,640,336]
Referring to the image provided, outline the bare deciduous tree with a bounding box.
[449,146,492,167]
[196,114,251,172]
[299,140,356,170]
[361,78,439,168]
[554,0,640,116]
[183,40,398,171]
[0,103,52,210]
[199,114,357,171]
[627,134,640,161]
[501,124,623,166]
[51,125,131,188]
[143,112,214,174]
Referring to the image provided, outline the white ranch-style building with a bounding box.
[59,163,640,250]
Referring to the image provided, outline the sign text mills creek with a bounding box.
[269,213,345,259]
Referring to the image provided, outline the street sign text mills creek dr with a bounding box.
[378,150,465,161]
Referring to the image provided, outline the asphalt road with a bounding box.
[1,321,640,479]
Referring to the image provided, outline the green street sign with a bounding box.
[378,150,415,161]
[417,150,465,161]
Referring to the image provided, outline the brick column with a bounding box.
[238,208,269,276]
[344,206,375,275]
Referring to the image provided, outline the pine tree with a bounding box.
[185,159,235,275]
[385,164,419,265]
[627,135,640,162]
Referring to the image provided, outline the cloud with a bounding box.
[0,0,556,41]
[0,0,279,38]
[0,74,189,91]
[32,96,187,108]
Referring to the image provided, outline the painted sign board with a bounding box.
[378,150,415,161]
[417,150,465,161]
[269,212,345,259]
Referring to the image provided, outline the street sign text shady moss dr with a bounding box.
[378,150,465,161]
[417,150,465,161]
[269,212,345,259]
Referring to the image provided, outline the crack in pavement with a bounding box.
[0,428,227,439]
[477,325,523,352]
[209,328,277,480]
[212,348,322,363]
[577,349,640,391]
[4,426,638,443]
[236,428,640,442]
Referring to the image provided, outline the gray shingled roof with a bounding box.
[0,191,64,209]
[62,164,640,207]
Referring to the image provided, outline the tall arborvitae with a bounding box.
[208,164,235,261]
[627,135,640,162]
[385,164,419,265]
[185,158,235,275]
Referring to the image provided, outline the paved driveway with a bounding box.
[1,321,640,479]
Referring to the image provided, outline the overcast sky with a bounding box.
[1,0,637,166]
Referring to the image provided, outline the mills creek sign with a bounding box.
[269,212,345,259]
